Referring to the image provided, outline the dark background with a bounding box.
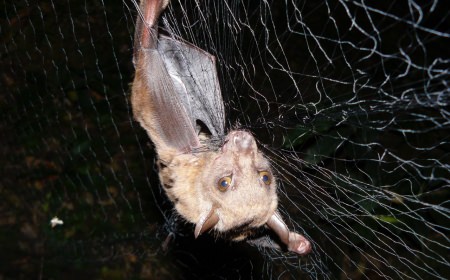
[1,0,449,279]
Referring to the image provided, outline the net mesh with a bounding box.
[2,0,449,279]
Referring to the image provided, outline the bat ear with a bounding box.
[266,213,311,255]
[194,208,219,238]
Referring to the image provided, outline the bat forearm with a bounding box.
[132,0,200,153]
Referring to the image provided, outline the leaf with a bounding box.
[375,215,400,224]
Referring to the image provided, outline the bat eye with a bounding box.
[218,176,232,192]
[259,171,271,185]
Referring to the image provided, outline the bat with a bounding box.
[131,0,311,255]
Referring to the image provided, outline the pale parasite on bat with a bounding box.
[131,0,311,255]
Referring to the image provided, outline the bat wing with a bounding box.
[157,35,225,138]
[132,0,224,154]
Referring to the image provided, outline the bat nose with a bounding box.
[231,131,255,153]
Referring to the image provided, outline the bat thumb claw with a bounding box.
[194,208,219,238]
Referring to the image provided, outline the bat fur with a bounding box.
[131,0,311,255]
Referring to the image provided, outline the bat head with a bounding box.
[194,130,278,237]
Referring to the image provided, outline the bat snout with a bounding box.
[225,130,256,154]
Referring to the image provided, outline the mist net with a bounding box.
[2,0,449,279]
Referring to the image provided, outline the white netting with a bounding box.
[2,0,449,278]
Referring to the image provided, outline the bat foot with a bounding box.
[288,231,311,255]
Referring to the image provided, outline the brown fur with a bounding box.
[130,0,311,255]
[157,131,278,236]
